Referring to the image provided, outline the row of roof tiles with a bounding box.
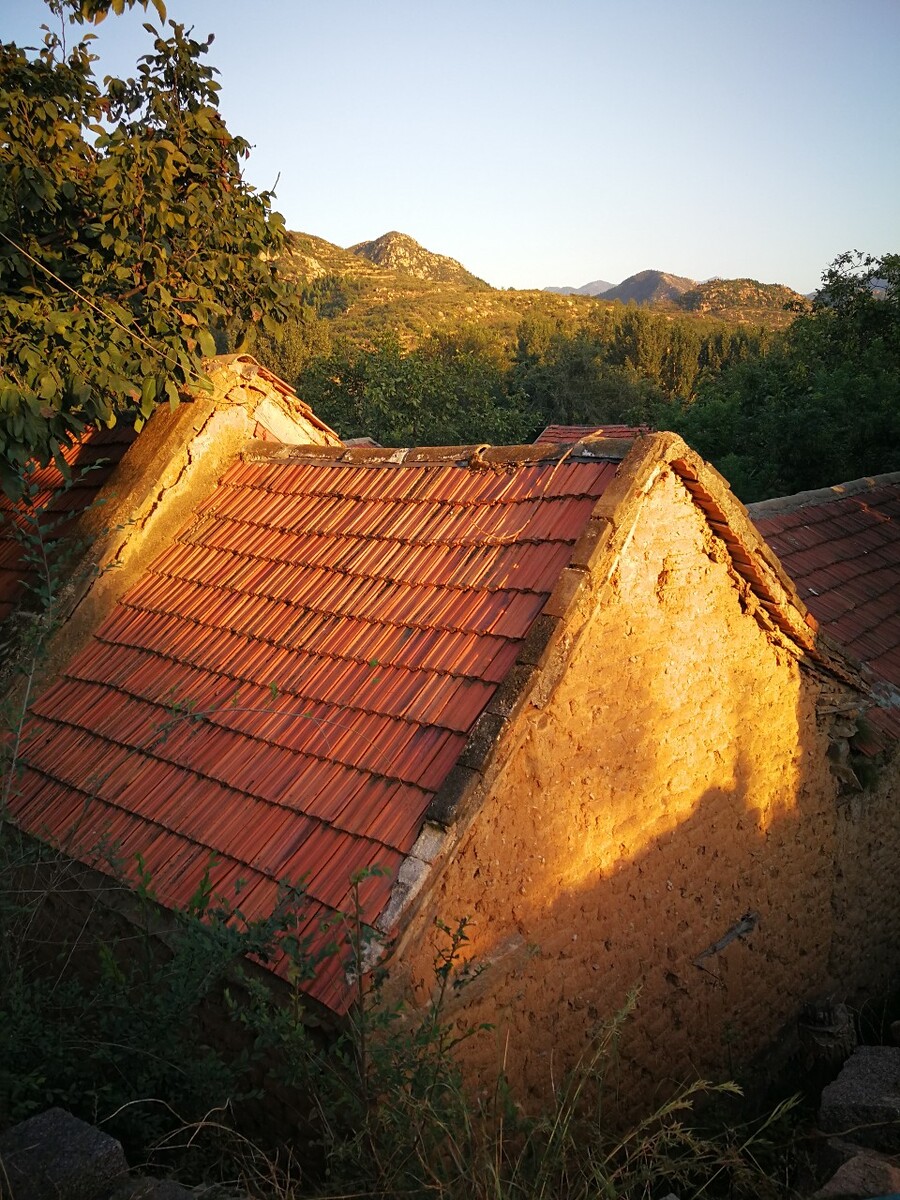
[0,424,138,622]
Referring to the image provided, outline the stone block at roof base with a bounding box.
[820,1046,900,1152]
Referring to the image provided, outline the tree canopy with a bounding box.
[0,0,291,494]
[676,252,900,500]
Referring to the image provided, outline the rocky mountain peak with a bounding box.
[348,231,486,287]
[603,270,697,306]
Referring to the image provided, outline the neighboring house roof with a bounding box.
[0,355,340,635]
[8,441,620,1011]
[750,473,900,744]
[534,424,651,445]
[0,425,138,624]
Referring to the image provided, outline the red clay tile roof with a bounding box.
[0,425,138,624]
[750,475,900,743]
[534,424,651,445]
[8,445,619,1011]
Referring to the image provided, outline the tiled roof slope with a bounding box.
[9,444,620,1011]
[0,425,138,623]
[535,424,651,445]
[750,474,900,743]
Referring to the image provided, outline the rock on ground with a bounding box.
[0,1108,128,1200]
[820,1046,900,1152]
[812,1146,900,1198]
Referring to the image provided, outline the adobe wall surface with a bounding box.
[401,465,845,1106]
[829,742,900,1002]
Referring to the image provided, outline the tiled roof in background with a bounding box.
[0,425,138,624]
[9,447,619,1011]
[750,475,900,744]
[534,424,651,445]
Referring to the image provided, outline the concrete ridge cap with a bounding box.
[747,471,900,517]
[242,441,630,469]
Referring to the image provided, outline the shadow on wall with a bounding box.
[419,707,839,1108]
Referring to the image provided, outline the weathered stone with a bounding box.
[820,1046,900,1151]
[0,1108,128,1200]
[812,1147,900,1198]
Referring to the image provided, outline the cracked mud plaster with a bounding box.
[402,467,847,1111]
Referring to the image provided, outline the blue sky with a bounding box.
[5,0,899,293]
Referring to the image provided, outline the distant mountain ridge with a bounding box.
[279,230,805,344]
[545,268,808,315]
[544,278,614,297]
[596,270,697,305]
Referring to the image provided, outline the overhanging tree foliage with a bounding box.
[0,0,292,495]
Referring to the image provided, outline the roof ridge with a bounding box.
[244,441,632,468]
[748,471,900,517]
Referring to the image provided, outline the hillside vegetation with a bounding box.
[253,229,805,458]
[280,231,612,349]
[679,278,811,325]
[277,231,803,352]
[254,233,777,456]
[678,251,900,499]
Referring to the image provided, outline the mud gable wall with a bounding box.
[402,466,843,1104]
